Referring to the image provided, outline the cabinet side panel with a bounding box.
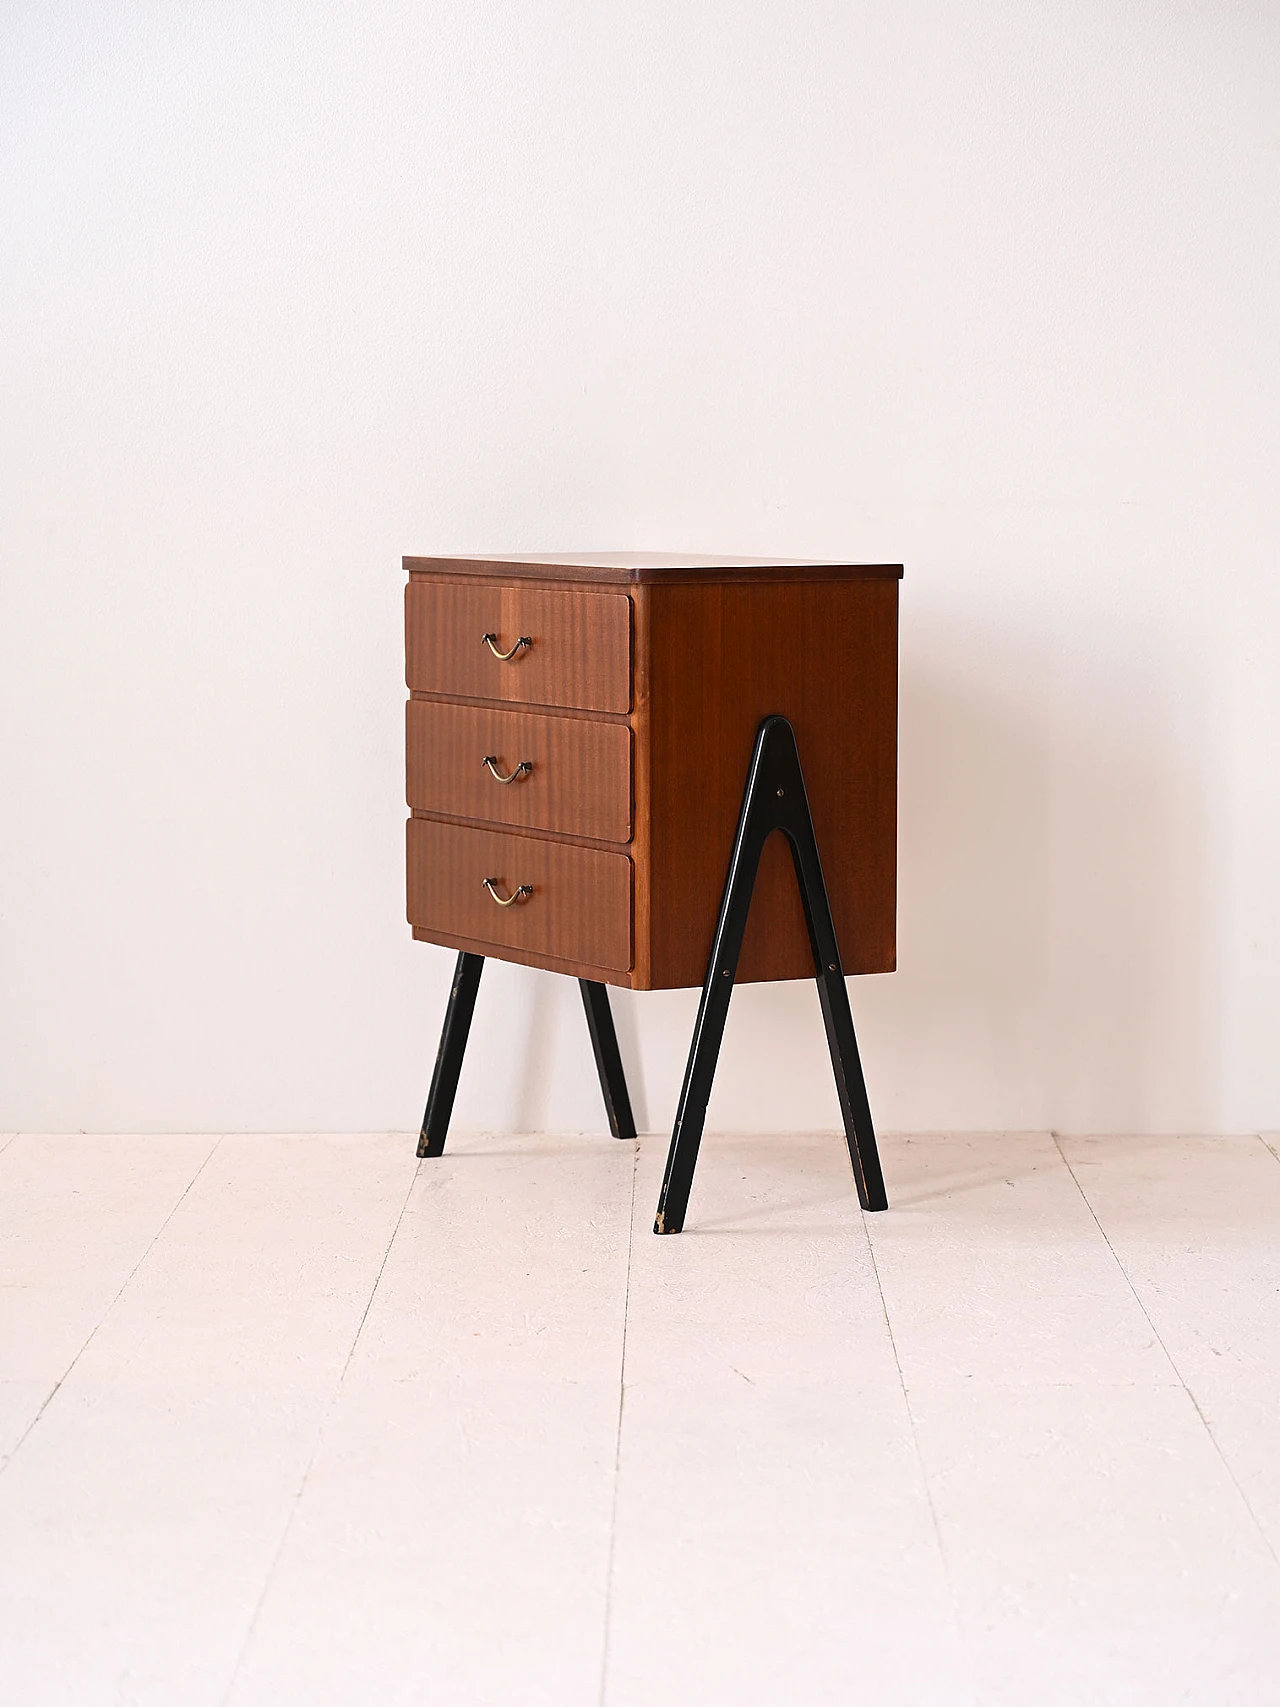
[643,579,898,988]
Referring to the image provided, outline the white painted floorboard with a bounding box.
[0,1135,417,1707]
[1,1130,1279,1705]
[0,1133,216,1468]
[226,1134,633,1707]
[870,1135,1280,1706]
[1060,1136,1280,1559]
[605,1133,969,1707]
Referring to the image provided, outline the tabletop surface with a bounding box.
[404,552,904,585]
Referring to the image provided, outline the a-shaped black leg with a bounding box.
[579,981,637,1139]
[654,715,888,1234]
[417,951,484,1158]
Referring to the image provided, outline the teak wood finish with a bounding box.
[406,580,632,713]
[407,818,634,974]
[405,553,901,991]
[407,700,632,844]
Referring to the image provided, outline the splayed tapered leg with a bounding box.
[654,716,888,1233]
[417,952,484,1158]
[580,980,637,1140]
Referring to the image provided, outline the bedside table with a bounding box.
[405,552,901,1230]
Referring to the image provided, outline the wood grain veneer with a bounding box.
[405,580,631,713]
[407,818,633,973]
[635,576,898,988]
[407,700,632,844]
[406,552,902,586]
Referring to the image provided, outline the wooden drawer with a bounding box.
[407,701,631,843]
[407,818,633,972]
[406,579,631,713]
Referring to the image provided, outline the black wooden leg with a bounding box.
[579,981,637,1139]
[653,792,767,1233]
[787,815,889,1215]
[417,952,484,1158]
[654,715,888,1233]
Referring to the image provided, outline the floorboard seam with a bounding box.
[1052,1135,1280,1575]
[0,1133,222,1480]
[218,1154,424,1706]
[862,1200,968,1653]
[597,1137,638,1707]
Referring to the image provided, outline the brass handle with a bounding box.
[482,632,531,660]
[482,755,533,785]
[483,877,533,907]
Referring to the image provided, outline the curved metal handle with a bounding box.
[482,755,533,785]
[481,632,531,661]
[483,877,533,907]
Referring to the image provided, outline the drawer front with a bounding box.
[407,819,633,972]
[407,701,632,844]
[406,580,631,713]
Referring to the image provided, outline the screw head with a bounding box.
[776,788,785,798]
[828,962,837,972]
[722,968,731,979]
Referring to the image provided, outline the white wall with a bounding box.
[3,1,1278,1136]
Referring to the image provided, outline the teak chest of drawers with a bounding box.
[405,551,901,1232]
[406,553,900,989]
